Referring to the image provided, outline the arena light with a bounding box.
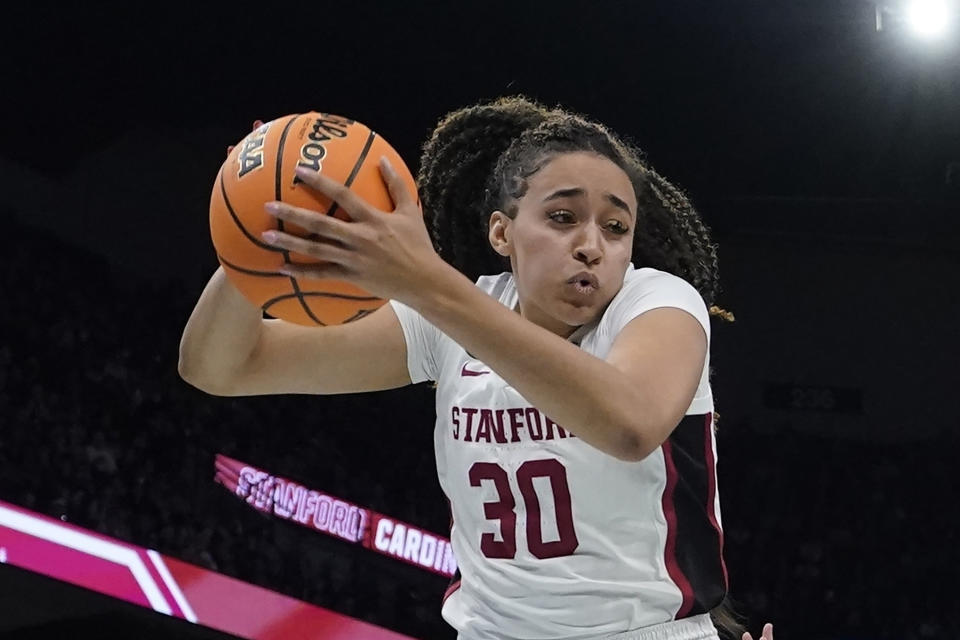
[906,0,953,37]
[874,0,957,38]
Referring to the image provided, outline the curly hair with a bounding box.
[417,95,726,313]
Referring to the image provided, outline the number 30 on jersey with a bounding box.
[469,458,579,559]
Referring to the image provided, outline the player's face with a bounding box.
[488,152,637,337]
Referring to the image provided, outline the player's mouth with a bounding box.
[566,271,600,296]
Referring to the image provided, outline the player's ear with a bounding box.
[488,211,513,257]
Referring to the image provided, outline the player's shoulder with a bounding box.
[474,272,515,305]
[600,266,710,337]
[617,266,702,301]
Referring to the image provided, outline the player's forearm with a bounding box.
[178,267,264,391]
[409,267,661,461]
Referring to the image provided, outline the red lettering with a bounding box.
[469,459,578,561]
[476,409,493,443]
[462,408,478,442]
[507,408,525,442]
[469,462,516,558]
[492,410,508,443]
[453,407,576,444]
[517,459,579,558]
[544,416,568,439]
[525,408,544,440]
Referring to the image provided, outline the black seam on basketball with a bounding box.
[219,255,288,278]
[344,309,374,323]
[274,115,299,261]
[290,278,324,325]
[220,174,283,253]
[261,290,381,311]
[325,129,378,219]
[275,114,324,326]
[345,129,378,188]
[275,114,300,203]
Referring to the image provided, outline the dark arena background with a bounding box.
[2,1,958,638]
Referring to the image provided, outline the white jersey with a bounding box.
[390,265,727,640]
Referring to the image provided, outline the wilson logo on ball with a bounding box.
[237,123,270,178]
[211,111,417,326]
[296,114,355,175]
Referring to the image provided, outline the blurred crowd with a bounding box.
[1,216,956,639]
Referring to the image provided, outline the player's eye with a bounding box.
[547,210,576,224]
[604,220,630,235]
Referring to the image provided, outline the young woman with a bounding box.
[180,97,769,640]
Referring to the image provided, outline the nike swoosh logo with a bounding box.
[461,363,490,377]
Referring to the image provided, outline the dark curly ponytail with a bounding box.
[417,97,553,281]
[417,96,726,312]
[633,167,722,308]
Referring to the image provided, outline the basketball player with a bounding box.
[180,97,773,640]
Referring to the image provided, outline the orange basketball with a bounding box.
[209,112,417,326]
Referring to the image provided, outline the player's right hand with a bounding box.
[226,120,265,155]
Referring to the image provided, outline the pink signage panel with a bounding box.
[0,499,415,640]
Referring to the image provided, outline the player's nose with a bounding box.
[573,224,603,264]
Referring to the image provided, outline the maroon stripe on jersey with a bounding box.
[702,414,730,589]
[661,413,728,619]
[443,574,462,604]
[661,438,696,617]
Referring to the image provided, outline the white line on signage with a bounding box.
[147,549,198,623]
[0,504,172,615]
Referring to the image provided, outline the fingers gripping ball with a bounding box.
[209,113,417,326]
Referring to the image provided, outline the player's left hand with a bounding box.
[259,157,448,304]
[226,120,264,155]
[742,622,774,640]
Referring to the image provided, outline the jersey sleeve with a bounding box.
[603,270,711,343]
[388,299,442,383]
